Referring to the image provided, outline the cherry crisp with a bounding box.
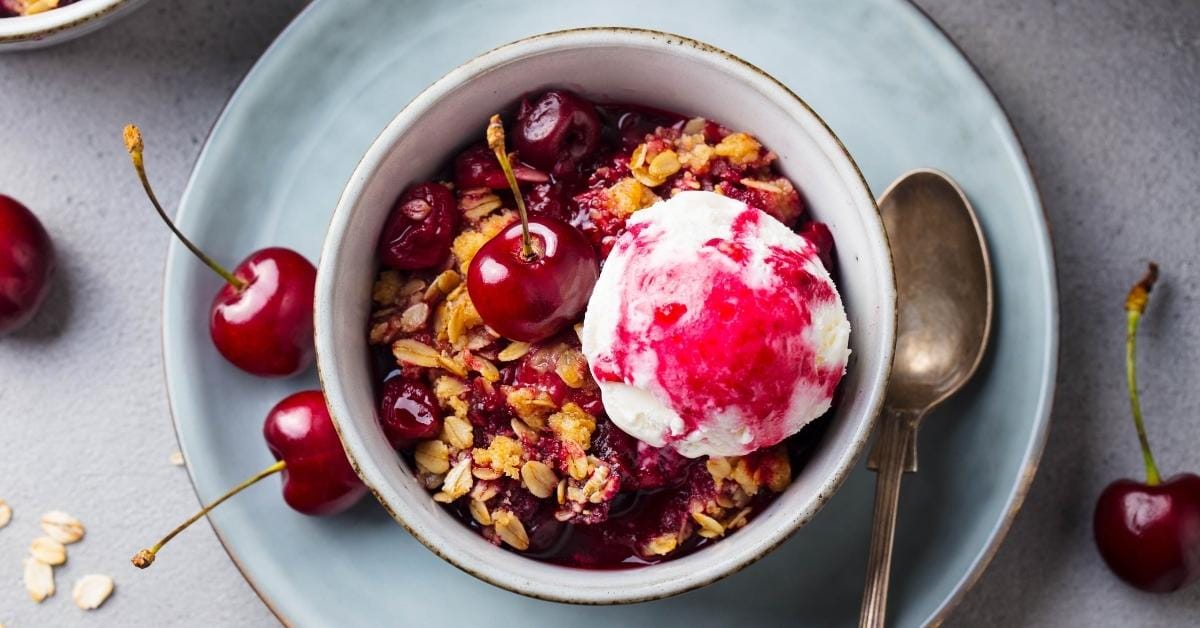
[367,93,836,567]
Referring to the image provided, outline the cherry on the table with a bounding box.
[1093,264,1200,593]
[0,195,55,335]
[1094,474,1200,592]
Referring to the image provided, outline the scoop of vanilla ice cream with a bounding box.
[581,191,850,458]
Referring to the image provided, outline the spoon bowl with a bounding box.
[882,169,993,413]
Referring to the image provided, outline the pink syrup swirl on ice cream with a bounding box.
[582,191,850,458]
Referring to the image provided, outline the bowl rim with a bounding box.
[315,25,896,604]
[0,0,139,43]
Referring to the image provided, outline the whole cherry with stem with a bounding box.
[132,390,366,568]
[123,125,317,377]
[1093,263,1200,593]
[467,114,599,343]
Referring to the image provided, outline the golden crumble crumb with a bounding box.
[505,387,558,429]
[714,132,762,166]
[706,457,732,483]
[372,270,406,305]
[756,447,793,493]
[677,137,714,173]
[642,533,679,556]
[471,435,524,479]
[547,403,596,450]
[445,290,484,349]
[607,177,661,217]
[450,211,517,274]
[729,458,760,497]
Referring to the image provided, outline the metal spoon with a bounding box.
[858,169,994,628]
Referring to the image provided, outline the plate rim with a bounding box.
[161,1,1059,625]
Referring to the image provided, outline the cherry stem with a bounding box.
[1124,262,1161,486]
[487,115,535,260]
[131,459,286,569]
[122,124,247,291]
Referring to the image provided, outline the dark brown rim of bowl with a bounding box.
[314,25,895,605]
[0,0,140,44]
[160,2,1057,625]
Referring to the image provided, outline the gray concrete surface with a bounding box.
[1,0,1197,626]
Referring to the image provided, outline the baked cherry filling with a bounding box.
[367,90,838,567]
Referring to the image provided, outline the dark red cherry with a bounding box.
[210,247,316,377]
[124,125,315,378]
[378,376,443,446]
[513,90,602,175]
[1094,474,1200,592]
[799,221,835,270]
[453,143,548,190]
[378,182,458,270]
[131,390,367,569]
[1091,264,1200,593]
[467,216,598,342]
[523,181,570,221]
[263,390,368,516]
[0,195,55,335]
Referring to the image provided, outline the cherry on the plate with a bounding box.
[377,181,459,270]
[262,390,368,516]
[466,115,598,343]
[453,143,548,190]
[0,195,55,335]
[123,125,316,377]
[378,376,443,446]
[132,390,366,569]
[1093,264,1200,593]
[209,247,316,377]
[513,90,602,176]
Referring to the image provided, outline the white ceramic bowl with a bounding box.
[317,27,895,604]
[0,0,149,51]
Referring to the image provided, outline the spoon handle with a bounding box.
[859,409,919,628]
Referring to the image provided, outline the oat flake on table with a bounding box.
[40,510,85,544]
[23,557,55,602]
[73,574,115,610]
[29,536,67,566]
[0,499,11,528]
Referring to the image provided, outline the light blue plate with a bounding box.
[164,0,1057,625]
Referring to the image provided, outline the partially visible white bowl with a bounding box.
[316,27,895,604]
[0,0,149,51]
